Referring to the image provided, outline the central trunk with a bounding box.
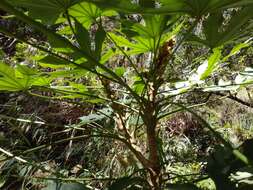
[147,124,161,189]
[144,103,161,189]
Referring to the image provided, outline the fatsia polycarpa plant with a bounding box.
[0,0,253,189]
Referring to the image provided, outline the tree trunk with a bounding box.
[144,103,161,189]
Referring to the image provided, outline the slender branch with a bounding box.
[158,93,229,120]
[0,147,27,163]
[28,87,139,113]
[215,92,253,108]
[33,86,110,102]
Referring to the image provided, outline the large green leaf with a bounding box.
[7,0,82,24]
[0,62,29,91]
[82,0,141,14]
[199,47,222,80]
[188,6,253,48]
[108,33,150,54]
[7,0,253,25]
[69,1,100,29]
[84,0,253,16]
[0,63,50,92]
[133,15,166,39]
[218,6,253,46]
[206,0,253,12]
[108,17,179,55]
[68,1,116,29]
[118,15,180,55]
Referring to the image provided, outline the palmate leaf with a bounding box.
[69,1,101,29]
[108,32,150,54]
[122,14,172,40]
[119,14,181,55]
[188,6,253,48]
[207,0,253,12]
[74,13,106,60]
[7,0,82,24]
[134,15,166,39]
[69,1,117,29]
[109,15,180,56]
[7,0,253,24]
[82,0,140,14]
[0,63,51,92]
[84,0,253,16]
[160,0,253,17]
[218,5,253,46]
[0,62,29,91]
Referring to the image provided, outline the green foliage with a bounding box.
[0,0,252,189]
[188,6,253,48]
[7,0,82,24]
[0,62,49,91]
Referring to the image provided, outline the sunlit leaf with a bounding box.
[7,0,82,24]
[200,47,222,80]
[114,67,125,77]
[0,62,28,91]
[69,1,112,29]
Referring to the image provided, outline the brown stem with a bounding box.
[143,102,161,189]
[147,125,161,189]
